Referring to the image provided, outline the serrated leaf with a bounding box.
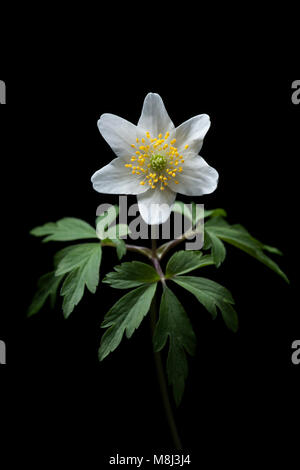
[55,243,101,276]
[165,251,215,277]
[103,261,160,289]
[172,276,238,331]
[30,218,98,242]
[57,243,102,317]
[153,286,196,406]
[205,219,289,283]
[28,271,64,317]
[53,245,79,268]
[99,283,157,360]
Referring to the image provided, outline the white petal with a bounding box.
[91,157,148,195]
[175,114,211,154]
[168,155,219,196]
[98,114,137,159]
[138,93,175,137]
[137,186,176,225]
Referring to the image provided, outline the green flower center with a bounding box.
[150,154,167,172]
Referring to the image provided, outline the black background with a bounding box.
[0,70,299,468]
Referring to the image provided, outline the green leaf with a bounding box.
[172,201,204,228]
[205,219,289,283]
[172,276,238,331]
[165,251,215,277]
[205,231,227,267]
[30,218,98,242]
[153,286,196,406]
[219,302,239,333]
[55,243,101,276]
[104,224,130,239]
[96,205,131,240]
[204,208,228,219]
[28,271,64,317]
[96,206,130,259]
[172,201,193,221]
[111,238,127,260]
[53,245,79,268]
[57,243,102,318]
[103,261,160,289]
[96,205,119,233]
[99,283,157,360]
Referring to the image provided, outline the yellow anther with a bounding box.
[174,161,179,166]
[141,138,145,143]
[151,185,156,189]
[133,166,137,169]
[165,131,170,139]
[136,138,139,143]
[163,176,167,181]
[131,144,136,148]
[136,151,140,155]
[158,133,162,139]
[160,186,165,191]
[170,138,176,144]
[140,181,145,185]
[181,159,185,163]
[131,157,136,161]
[184,144,189,149]
[132,170,136,174]
[163,144,168,149]
[154,178,158,183]
[172,173,176,177]
[174,180,179,184]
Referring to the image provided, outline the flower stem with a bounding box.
[150,239,183,450]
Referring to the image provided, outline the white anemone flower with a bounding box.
[91,93,219,225]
